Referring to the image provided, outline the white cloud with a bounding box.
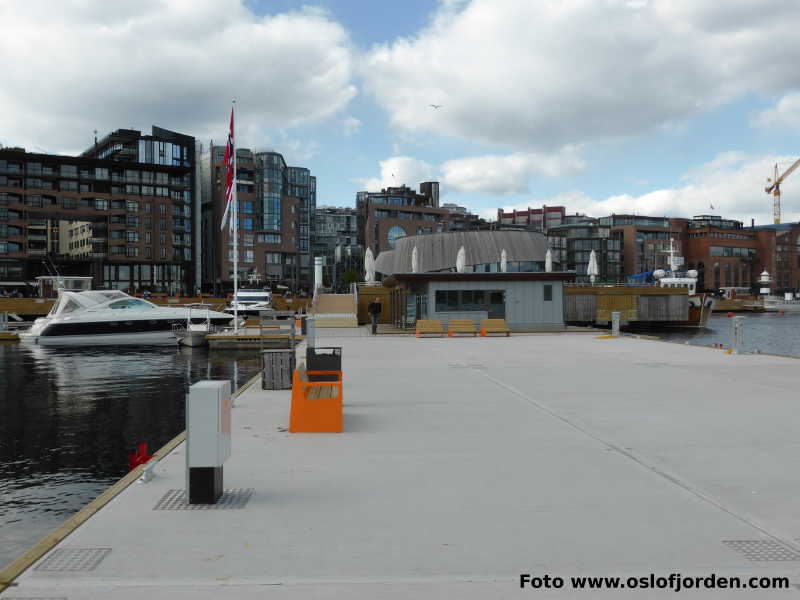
[0,0,357,152]
[363,0,800,151]
[355,156,436,192]
[357,146,583,196]
[753,92,800,131]
[441,148,586,195]
[530,153,797,226]
[271,138,321,163]
[342,117,362,136]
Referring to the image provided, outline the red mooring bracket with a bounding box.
[127,442,152,471]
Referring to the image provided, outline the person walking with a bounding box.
[368,297,382,335]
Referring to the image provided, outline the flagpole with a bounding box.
[232,102,239,333]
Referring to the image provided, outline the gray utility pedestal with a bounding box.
[262,349,295,390]
[186,380,232,504]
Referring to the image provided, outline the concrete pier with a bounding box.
[5,332,800,598]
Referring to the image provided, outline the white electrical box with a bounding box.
[187,380,232,468]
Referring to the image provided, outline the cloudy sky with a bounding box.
[2,0,800,224]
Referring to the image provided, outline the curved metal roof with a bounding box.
[375,230,548,275]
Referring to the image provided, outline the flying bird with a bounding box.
[429,104,443,109]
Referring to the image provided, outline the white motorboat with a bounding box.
[763,295,800,312]
[224,288,272,317]
[173,303,217,347]
[20,291,234,346]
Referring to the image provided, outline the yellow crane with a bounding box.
[765,158,800,224]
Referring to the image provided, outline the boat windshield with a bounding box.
[107,298,156,310]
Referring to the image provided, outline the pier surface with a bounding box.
[6,332,800,598]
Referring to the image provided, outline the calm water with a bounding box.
[657,312,800,356]
[0,343,262,569]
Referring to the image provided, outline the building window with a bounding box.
[244,250,254,263]
[126,200,139,212]
[543,285,552,301]
[434,290,504,312]
[266,252,281,264]
[257,233,281,244]
[387,225,407,249]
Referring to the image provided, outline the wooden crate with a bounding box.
[261,349,296,390]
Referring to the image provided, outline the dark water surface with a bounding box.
[0,343,261,569]
[656,312,800,357]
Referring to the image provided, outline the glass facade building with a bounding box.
[201,148,316,293]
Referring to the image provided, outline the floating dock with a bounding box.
[4,331,800,598]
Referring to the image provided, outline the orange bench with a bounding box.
[289,361,343,433]
[447,319,477,337]
[480,318,511,337]
[415,319,445,337]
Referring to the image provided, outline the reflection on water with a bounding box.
[0,343,261,568]
[657,312,800,357]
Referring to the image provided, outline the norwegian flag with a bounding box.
[220,108,235,231]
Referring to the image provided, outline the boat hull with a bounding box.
[24,316,232,346]
[21,330,177,346]
[176,331,210,347]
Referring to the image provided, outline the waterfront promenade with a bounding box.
[5,331,800,598]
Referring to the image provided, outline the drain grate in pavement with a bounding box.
[723,540,800,561]
[448,362,486,370]
[34,547,111,572]
[153,488,253,510]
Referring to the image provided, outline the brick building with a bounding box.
[357,183,452,255]
[496,205,565,231]
[0,126,196,293]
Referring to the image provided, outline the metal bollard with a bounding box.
[611,311,620,337]
[306,316,316,350]
[731,316,745,355]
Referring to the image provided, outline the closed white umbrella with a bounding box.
[334,245,341,263]
[456,246,466,273]
[365,248,375,283]
[411,246,418,273]
[545,247,553,273]
[500,249,507,273]
[587,249,599,284]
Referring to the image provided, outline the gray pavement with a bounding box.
[6,333,800,598]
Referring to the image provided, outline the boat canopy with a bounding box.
[626,271,655,284]
[47,290,132,316]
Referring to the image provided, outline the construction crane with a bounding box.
[765,158,800,224]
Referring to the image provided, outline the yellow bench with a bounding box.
[480,318,511,337]
[447,319,477,337]
[415,319,445,337]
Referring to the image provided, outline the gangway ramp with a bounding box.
[313,293,358,327]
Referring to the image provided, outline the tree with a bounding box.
[342,267,361,287]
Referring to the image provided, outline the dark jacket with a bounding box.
[368,301,382,315]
